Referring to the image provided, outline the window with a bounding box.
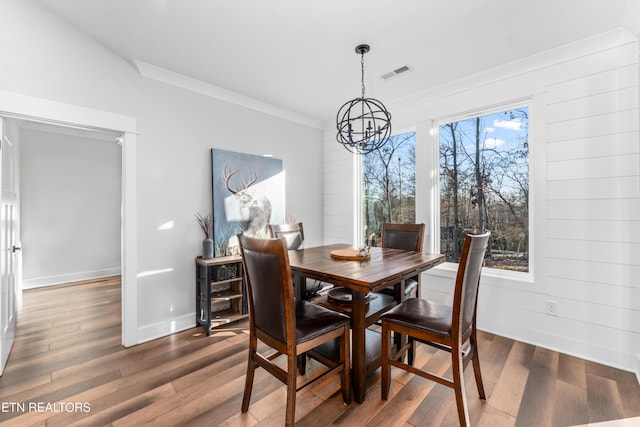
[361,131,416,247]
[439,107,529,272]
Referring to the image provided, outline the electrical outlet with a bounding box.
[545,300,558,316]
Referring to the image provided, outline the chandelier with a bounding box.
[336,44,392,155]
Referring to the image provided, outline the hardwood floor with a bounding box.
[1,277,639,426]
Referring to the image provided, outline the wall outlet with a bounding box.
[545,300,559,316]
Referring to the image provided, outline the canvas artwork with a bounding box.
[211,148,285,256]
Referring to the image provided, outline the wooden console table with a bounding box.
[195,255,248,336]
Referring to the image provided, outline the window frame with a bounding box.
[356,127,417,247]
[430,101,534,281]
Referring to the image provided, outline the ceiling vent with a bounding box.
[381,65,412,81]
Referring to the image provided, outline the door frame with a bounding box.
[0,89,138,347]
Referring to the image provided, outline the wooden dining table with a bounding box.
[288,243,445,403]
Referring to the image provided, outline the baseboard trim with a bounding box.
[478,316,638,377]
[136,314,195,345]
[636,354,640,386]
[22,268,122,289]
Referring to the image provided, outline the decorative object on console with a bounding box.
[336,44,392,155]
[195,212,214,259]
[211,149,285,256]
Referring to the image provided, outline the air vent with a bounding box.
[381,65,412,81]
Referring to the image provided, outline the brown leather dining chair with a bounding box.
[269,222,326,300]
[380,232,491,427]
[379,223,425,299]
[238,233,351,427]
[268,222,305,250]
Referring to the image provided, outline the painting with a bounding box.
[211,148,285,256]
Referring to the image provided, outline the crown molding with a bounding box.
[132,60,323,130]
[622,0,640,37]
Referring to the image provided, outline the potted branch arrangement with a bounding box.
[195,213,214,259]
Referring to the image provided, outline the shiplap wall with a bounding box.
[323,29,640,375]
[539,40,639,372]
[324,139,355,245]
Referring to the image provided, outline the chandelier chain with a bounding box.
[361,51,366,99]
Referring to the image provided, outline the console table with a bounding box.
[195,255,248,336]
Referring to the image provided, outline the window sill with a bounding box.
[426,262,534,285]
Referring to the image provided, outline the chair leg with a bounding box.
[381,321,392,400]
[241,335,258,413]
[285,353,298,427]
[471,334,486,399]
[297,354,307,375]
[451,345,471,427]
[407,337,416,366]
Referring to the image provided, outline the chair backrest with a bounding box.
[452,232,491,340]
[238,233,294,344]
[381,223,425,252]
[269,222,305,250]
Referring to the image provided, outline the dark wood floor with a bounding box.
[0,277,639,426]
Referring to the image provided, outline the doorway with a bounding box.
[18,121,122,290]
[0,89,138,347]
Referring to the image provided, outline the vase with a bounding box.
[202,238,214,259]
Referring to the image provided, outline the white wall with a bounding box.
[636,24,640,385]
[0,0,324,343]
[324,29,640,375]
[20,128,122,288]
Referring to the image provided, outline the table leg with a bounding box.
[293,272,307,301]
[293,273,307,374]
[351,289,367,403]
[394,279,407,361]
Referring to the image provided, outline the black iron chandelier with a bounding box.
[336,44,392,155]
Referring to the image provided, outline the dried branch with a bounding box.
[195,213,213,239]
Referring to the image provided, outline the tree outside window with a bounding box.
[439,107,529,272]
[361,131,416,247]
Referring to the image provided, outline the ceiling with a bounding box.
[37,0,635,127]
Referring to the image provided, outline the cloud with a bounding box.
[493,119,521,131]
[484,126,495,133]
[485,138,505,149]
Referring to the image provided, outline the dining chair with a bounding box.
[268,222,305,250]
[269,222,327,300]
[238,233,351,426]
[380,232,491,427]
[379,223,425,299]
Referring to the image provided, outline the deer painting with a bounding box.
[211,149,283,256]
[222,163,272,238]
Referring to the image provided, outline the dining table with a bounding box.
[288,243,445,403]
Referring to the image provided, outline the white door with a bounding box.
[0,118,18,375]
